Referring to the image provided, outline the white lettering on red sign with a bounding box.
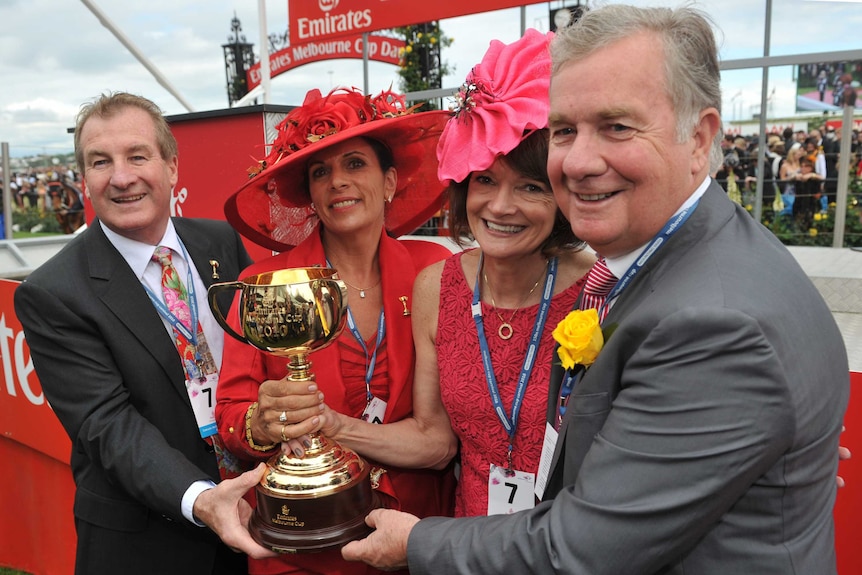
[292,39,354,61]
[0,313,41,405]
[379,40,400,59]
[297,9,373,41]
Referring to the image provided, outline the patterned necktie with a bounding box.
[152,246,192,332]
[581,257,618,322]
[151,246,240,477]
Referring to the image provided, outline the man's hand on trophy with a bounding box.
[254,377,325,449]
[341,508,417,569]
[193,463,279,560]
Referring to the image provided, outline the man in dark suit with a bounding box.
[340,6,849,574]
[14,92,274,575]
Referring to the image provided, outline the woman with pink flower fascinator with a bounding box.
[299,28,596,519]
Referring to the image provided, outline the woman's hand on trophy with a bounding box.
[254,377,325,447]
[282,404,345,458]
[318,403,346,437]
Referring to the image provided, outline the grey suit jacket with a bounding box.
[14,218,253,575]
[408,181,849,574]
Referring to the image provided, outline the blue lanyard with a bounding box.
[472,255,558,468]
[144,242,199,347]
[557,200,700,427]
[325,257,386,403]
[597,199,699,320]
[345,307,386,403]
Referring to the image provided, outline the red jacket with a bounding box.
[216,227,456,575]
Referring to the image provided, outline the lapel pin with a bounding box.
[399,296,411,317]
[209,259,220,279]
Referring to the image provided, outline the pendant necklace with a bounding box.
[483,259,548,340]
[328,255,381,299]
[339,277,381,299]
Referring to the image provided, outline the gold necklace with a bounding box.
[329,255,381,299]
[482,259,548,340]
[339,277,381,299]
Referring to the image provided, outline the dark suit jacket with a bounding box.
[407,181,849,574]
[14,218,253,575]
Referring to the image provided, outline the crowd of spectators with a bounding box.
[714,125,861,230]
[799,61,860,108]
[0,166,82,214]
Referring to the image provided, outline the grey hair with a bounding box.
[550,4,724,172]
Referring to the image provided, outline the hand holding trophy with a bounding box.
[209,267,381,553]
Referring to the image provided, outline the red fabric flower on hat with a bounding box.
[263,88,415,172]
[437,28,554,185]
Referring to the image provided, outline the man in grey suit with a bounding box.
[341,5,849,574]
[14,92,275,574]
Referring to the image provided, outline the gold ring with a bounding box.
[278,410,288,423]
[280,424,288,443]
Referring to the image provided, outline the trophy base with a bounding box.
[250,492,380,553]
[250,463,383,554]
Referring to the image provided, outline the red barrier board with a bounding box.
[835,370,860,575]
[0,279,75,574]
[0,279,69,463]
[0,439,76,575]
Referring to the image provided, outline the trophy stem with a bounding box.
[283,348,328,453]
[287,348,312,381]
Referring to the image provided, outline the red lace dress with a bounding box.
[437,251,584,517]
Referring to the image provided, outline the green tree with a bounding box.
[395,22,453,110]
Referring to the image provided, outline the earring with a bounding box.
[209,260,220,279]
[399,296,411,316]
[386,196,393,204]
[310,202,316,212]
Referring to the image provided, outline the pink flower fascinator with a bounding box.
[436,28,554,185]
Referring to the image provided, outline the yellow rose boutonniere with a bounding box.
[552,309,604,370]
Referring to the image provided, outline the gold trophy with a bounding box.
[208,267,381,553]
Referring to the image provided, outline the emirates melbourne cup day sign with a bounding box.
[288,0,539,45]
[246,33,404,89]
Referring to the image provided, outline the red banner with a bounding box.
[836,371,861,575]
[0,279,70,463]
[825,118,862,132]
[288,0,540,44]
[247,34,404,90]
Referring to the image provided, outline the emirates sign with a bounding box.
[288,0,538,45]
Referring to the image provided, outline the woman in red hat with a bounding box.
[215,88,457,575]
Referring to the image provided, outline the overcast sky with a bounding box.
[1,0,860,160]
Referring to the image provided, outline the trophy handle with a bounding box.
[207,282,248,344]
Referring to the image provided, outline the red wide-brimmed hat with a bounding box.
[225,87,449,252]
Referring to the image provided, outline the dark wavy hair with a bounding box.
[447,129,583,256]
